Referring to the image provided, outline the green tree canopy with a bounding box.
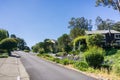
[16,38,26,50]
[11,34,16,38]
[96,0,120,12]
[58,34,72,52]
[95,16,114,30]
[0,38,17,56]
[112,21,120,31]
[68,17,89,30]
[0,29,9,41]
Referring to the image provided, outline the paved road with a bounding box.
[17,51,97,80]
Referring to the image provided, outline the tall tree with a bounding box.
[112,21,120,31]
[16,38,26,50]
[44,39,54,53]
[58,34,72,52]
[68,17,90,39]
[95,16,114,30]
[96,0,120,12]
[68,17,89,30]
[0,29,9,41]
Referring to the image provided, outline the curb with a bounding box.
[18,58,30,80]
[37,56,106,80]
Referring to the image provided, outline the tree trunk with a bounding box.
[8,50,11,56]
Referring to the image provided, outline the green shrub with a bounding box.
[113,64,120,76]
[39,48,45,54]
[106,48,117,55]
[69,50,79,55]
[85,46,105,68]
[86,34,104,47]
[37,53,42,57]
[0,53,8,58]
[74,61,89,71]
[24,50,30,52]
[53,58,60,63]
[60,58,69,65]
[55,52,67,57]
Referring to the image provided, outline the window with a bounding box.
[115,40,120,45]
[115,34,120,39]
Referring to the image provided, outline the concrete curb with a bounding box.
[13,52,30,80]
[18,58,30,80]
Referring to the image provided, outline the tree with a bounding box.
[11,34,16,38]
[0,29,9,41]
[32,44,39,53]
[24,46,30,51]
[16,38,26,50]
[96,0,120,12]
[58,34,72,52]
[0,38,17,56]
[70,27,85,39]
[68,17,89,30]
[112,21,120,31]
[95,16,114,30]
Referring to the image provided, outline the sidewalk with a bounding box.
[0,54,29,80]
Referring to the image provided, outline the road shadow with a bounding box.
[10,54,21,58]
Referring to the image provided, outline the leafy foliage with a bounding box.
[86,34,104,47]
[0,38,17,56]
[85,46,105,68]
[58,34,72,52]
[60,58,70,65]
[112,21,120,31]
[0,53,8,58]
[68,17,89,30]
[70,27,85,39]
[95,16,114,30]
[73,36,87,51]
[0,29,9,41]
[16,38,27,50]
[96,0,120,12]
[74,61,89,71]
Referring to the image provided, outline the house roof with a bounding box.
[85,30,120,35]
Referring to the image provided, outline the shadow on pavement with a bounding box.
[10,54,21,58]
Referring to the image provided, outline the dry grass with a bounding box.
[65,65,120,80]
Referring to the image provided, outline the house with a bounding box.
[85,30,120,47]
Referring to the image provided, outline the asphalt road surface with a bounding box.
[17,51,97,80]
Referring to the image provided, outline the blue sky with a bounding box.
[0,0,120,47]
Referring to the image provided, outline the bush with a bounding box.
[69,50,79,56]
[105,48,117,55]
[85,46,105,68]
[39,48,45,54]
[60,58,70,65]
[86,34,104,47]
[74,61,89,71]
[24,50,30,52]
[0,53,8,58]
[53,58,60,63]
[55,52,67,57]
